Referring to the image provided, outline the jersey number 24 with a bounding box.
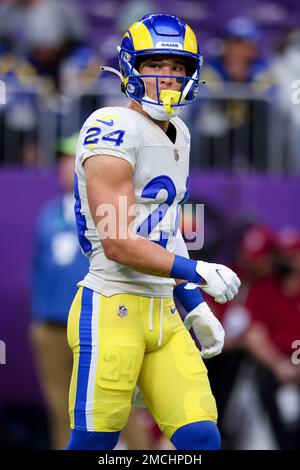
[84,127,126,147]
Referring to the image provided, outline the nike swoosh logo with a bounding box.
[215,268,229,287]
[96,118,114,126]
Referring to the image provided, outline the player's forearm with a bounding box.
[102,236,203,284]
[104,236,174,277]
[174,230,190,285]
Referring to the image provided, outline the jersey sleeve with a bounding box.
[174,228,190,258]
[77,109,139,169]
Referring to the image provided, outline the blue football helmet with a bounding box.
[101,14,203,120]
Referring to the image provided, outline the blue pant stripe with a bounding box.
[74,287,93,430]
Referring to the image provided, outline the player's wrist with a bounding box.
[173,282,204,315]
[171,255,205,284]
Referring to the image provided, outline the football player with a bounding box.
[66,13,240,450]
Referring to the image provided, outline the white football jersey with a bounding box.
[75,106,190,297]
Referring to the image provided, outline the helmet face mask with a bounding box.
[118,14,203,120]
[122,61,197,104]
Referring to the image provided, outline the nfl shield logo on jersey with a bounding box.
[174,149,180,161]
[118,305,128,318]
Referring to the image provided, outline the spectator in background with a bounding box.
[205,224,278,448]
[0,1,100,165]
[244,227,300,449]
[272,29,300,171]
[0,37,40,165]
[0,0,99,95]
[0,0,99,94]
[29,134,89,449]
[204,17,272,86]
[235,223,277,281]
[194,17,276,170]
[0,0,85,56]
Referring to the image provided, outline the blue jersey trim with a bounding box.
[74,174,92,254]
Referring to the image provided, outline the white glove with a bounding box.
[184,302,225,359]
[196,261,241,303]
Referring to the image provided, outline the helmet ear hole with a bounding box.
[126,75,145,99]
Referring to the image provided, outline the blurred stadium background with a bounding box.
[0,0,300,450]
